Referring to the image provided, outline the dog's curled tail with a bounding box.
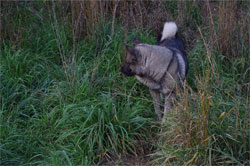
[160,22,178,41]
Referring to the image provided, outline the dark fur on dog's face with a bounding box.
[120,45,141,77]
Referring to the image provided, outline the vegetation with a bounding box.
[1,1,249,165]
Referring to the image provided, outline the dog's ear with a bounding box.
[126,45,141,63]
[125,45,131,51]
[133,38,141,46]
[126,45,136,54]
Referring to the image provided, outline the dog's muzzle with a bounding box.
[120,64,135,77]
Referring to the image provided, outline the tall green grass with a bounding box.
[0,18,158,165]
[1,2,249,165]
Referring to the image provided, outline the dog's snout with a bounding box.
[119,64,135,77]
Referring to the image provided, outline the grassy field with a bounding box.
[1,1,249,165]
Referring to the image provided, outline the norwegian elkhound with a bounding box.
[120,22,188,121]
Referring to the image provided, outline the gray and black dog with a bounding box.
[120,22,188,121]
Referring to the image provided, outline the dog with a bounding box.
[120,22,188,121]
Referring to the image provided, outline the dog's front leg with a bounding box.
[135,75,160,90]
[149,89,162,120]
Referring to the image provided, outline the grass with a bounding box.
[0,17,158,165]
[151,40,249,165]
[1,1,249,165]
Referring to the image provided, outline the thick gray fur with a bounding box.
[120,22,188,121]
[133,44,180,120]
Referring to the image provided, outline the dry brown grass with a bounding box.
[66,0,169,38]
[207,1,249,57]
[2,1,249,57]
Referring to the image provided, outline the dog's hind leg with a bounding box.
[162,93,174,123]
[149,89,162,120]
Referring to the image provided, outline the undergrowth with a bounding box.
[1,1,249,166]
[151,41,249,165]
[0,19,158,165]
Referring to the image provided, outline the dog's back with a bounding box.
[157,22,188,80]
[159,34,186,55]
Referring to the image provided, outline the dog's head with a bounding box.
[120,39,142,77]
